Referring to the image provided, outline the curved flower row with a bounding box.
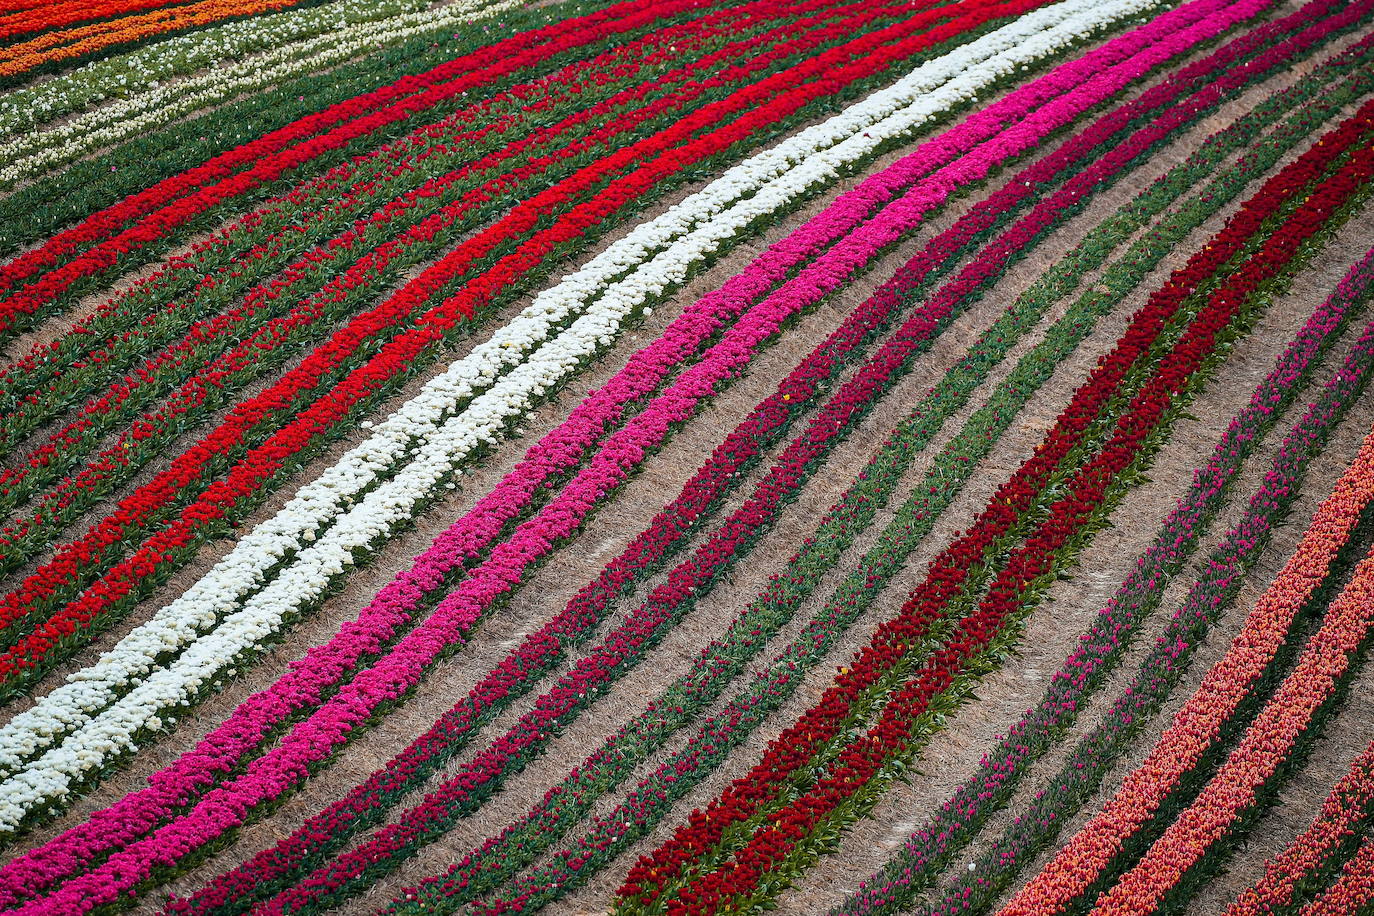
[831,228,1374,916]
[0,0,1146,898]
[621,81,1374,915]
[0,0,1097,782]
[998,259,1374,916]
[168,3,1294,906]
[1226,738,1374,915]
[0,0,279,44]
[1300,834,1374,916]
[0,0,1036,696]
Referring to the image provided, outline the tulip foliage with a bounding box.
[2,0,1374,914]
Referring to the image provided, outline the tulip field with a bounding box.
[4,0,1374,914]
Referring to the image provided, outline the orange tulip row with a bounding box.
[998,420,1374,916]
[1300,833,1374,916]
[1225,737,1374,915]
[0,0,302,80]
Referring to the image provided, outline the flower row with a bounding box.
[0,0,460,137]
[1227,740,1374,913]
[0,0,308,83]
[1301,836,1374,916]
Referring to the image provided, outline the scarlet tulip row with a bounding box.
[0,0,1143,899]
[1227,739,1374,914]
[621,85,1374,916]
[999,207,1374,916]
[0,0,1043,700]
[1301,834,1374,916]
[167,4,1294,908]
[835,238,1374,916]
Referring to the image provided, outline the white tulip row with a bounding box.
[0,0,1161,829]
[0,0,489,140]
[0,0,514,189]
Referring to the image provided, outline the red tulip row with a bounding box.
[1226,737,1374,915]
[623,98,1374,915]
[0,0,708,334]
[0,0,914,586]
[0,0,1036,695]
[999,337,1374,916]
